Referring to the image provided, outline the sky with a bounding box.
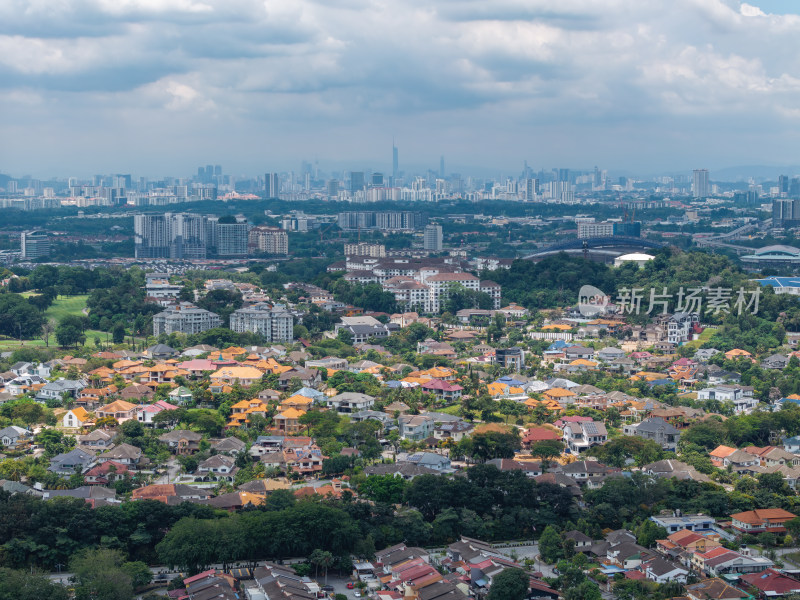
[1,0,800,179]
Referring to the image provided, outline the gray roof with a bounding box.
[159,429,203,443]
[635,417,680,435]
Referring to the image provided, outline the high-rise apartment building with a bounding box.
[265,173,280,198]
[423,224,443,252]
[135,213,251,259]
[338,211,425,231]
[20,231,50,259]
[210,218,250,256]
[229,303,294,342]
[525,178,539,201]
[577,222,614,239]
[248,226,289,255]
[693,169,710,199]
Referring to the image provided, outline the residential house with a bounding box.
[434,421,474,442]
[644,557,689,584]
[623,417,681,451]
[486,458,542,478]
[642,459,711,483]
[49,447,95,477]
[597,347,625,362]
[168,386,193,405]
[137,399,179,425]
[159,430,202,455]
[697,385,758,414]
[84,461,129,485]
[62,407,91,429]
[739,569,800,597]
[210,366,265,389]
[77,429,117,452]
[730,509,797,533]
[326,392,375,413]
[35,378,86,403]
[197,454,237,481]
[402,452,451,471]
[131,483,214,503]
[97,443,143,467]
[399,415,435,440]
[558,460,621,488]
[561,420,608,453]
[0,425,32,448]
[762,354,790,370]
[211,437,246,455]
[95,399,138,422]
[650,513,715,534]
[273,408,305,434]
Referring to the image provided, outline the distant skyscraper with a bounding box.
[439,155,445,178]
[525,178,539,201]
[327,179,339,198]
[423,224,443,252]
[693,169,710,199]
[779,175,789,194]
[558,168,570,183]
[350,171,365,193]
[371,173,384,186]
[392,141,399,180]
[265,173,280,198]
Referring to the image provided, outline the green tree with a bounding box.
[0,568,70,600]
[486,567,529,600]
[635,519,667,548]
[539,525,563,564]
[70,548,134,600]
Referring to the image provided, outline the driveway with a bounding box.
[319,573,371,599]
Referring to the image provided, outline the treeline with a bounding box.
[0,465,577,573]
[0,492,217,569]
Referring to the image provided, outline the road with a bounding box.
[153,458,180,485]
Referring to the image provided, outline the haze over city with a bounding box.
[2,0,800,178]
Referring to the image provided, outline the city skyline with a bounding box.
[1,1,800,177]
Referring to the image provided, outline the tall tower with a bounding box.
[265,173,280,198]
[439,155,445,178]
[392,140,399,181]
[693,169,710,199]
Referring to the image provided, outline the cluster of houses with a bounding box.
[553,510,800,599]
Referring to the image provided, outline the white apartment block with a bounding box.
[577,222,614,239]
[248,226,289,255]
[344,243,386,257]
[229,303,294,342]
[152,303,222,336]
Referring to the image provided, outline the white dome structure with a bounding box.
[614,252,655,268]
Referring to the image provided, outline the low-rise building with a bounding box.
[229,303,293,342]
[152,303,222,336]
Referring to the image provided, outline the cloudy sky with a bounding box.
[1,0,799,179]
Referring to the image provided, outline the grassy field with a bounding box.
[683,326,715,350]
[45,295,89,321]
[0,295,110,350]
